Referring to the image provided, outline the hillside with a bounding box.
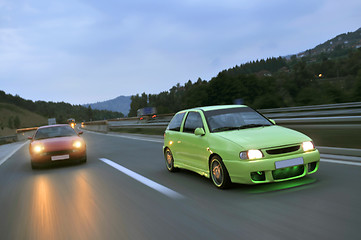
[84,95,131,116]
[298,27,361,58]
[0,103,48,136]
[0,90,123,124]
[128,27,361,116]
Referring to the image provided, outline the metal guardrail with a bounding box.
[84,102,361,129]
[259,102,361,121]
[79,101,361,151]
[0,135,17,145]
[259,102,361,113]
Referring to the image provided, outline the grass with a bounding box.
[0,103,48,137]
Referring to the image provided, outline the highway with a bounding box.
[0,130,360,240]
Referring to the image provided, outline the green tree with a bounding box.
[87,105,93,121]
[354,70,361,101]
[14,115,21,129]
[8,116,14,129]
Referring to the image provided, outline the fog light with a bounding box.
[251,171,266,181]
[308,162,317,172]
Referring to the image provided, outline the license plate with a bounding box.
[51,154,70,161]
[275,157,303,169]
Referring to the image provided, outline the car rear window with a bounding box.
[167,112,185,131]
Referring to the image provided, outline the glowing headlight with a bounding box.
[302,141,315,152]
[73,141,82,148]
[240,149,263,160]
[33,145,44,153]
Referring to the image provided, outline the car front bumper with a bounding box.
[223,149,320,184]
[30,149,86,165]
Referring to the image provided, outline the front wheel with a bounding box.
[164,148,177,172]
[210,156,231,189]
[31,161,37,169]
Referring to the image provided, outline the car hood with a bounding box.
[32,136,82,151]
[214,125,311,150]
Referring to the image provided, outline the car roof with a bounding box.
[179,105,248,113]
[37,124,71,130]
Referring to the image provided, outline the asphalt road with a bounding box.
[0,131,360,240]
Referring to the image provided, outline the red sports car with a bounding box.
[29,124,87,169]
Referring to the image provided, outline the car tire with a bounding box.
[31,162,37,169]
[164,148,177,172]
[81,155,87,164]
[210,156,231,189]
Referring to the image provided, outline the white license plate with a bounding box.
[51,154,70,161]
[275,157,303,169]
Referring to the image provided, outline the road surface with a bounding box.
[0,131,360,240]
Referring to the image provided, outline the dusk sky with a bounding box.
[1,0,361,105]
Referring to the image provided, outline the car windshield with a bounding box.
[204,107,272,132]
[34,126,77,140]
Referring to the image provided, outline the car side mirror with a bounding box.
[78,131,83,135]
[194,128,205,136]
[269,119,276,125]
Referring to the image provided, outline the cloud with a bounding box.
[1,0,361,104]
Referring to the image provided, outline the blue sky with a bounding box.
[1,0,360,104]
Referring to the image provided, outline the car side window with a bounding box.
[183,112,203,133]
[167,112,185,131]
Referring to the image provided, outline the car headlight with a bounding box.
[302,141,315,152]
[33,145,44,153]
[73,141,82,148]
[240,149,263,160]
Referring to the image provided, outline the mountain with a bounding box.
[84,95,132,116]
[296,27,361,58]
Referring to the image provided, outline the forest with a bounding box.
[128,47,361,116]
[0,91,124,123]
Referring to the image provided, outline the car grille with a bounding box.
[266,145,300,155]
[272,165,304,180]
[44,150,74,155]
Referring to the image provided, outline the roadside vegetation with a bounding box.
[0,103,47,137]
[128,48,361,116]
[0,91,124,125]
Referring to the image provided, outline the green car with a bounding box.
[163,105,320,188]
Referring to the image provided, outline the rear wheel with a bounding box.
[210,156,231,189]
[164,148,177,172]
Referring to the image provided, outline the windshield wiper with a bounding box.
[212,126,240,132]
[237,124,269,129]
[213,124,270,132]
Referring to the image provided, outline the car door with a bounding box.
[178,111,209,172]
[165,112,186,162]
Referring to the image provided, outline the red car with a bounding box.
[29,124,87,169]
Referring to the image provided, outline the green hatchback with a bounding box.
[163,105,320,188]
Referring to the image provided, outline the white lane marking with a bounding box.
[99,158,183,199]
[84,130,163,143]
[321,158,361,167]
[0,141,28,166]
[107,133,163,143]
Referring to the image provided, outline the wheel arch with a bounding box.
[208,153,222,169]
